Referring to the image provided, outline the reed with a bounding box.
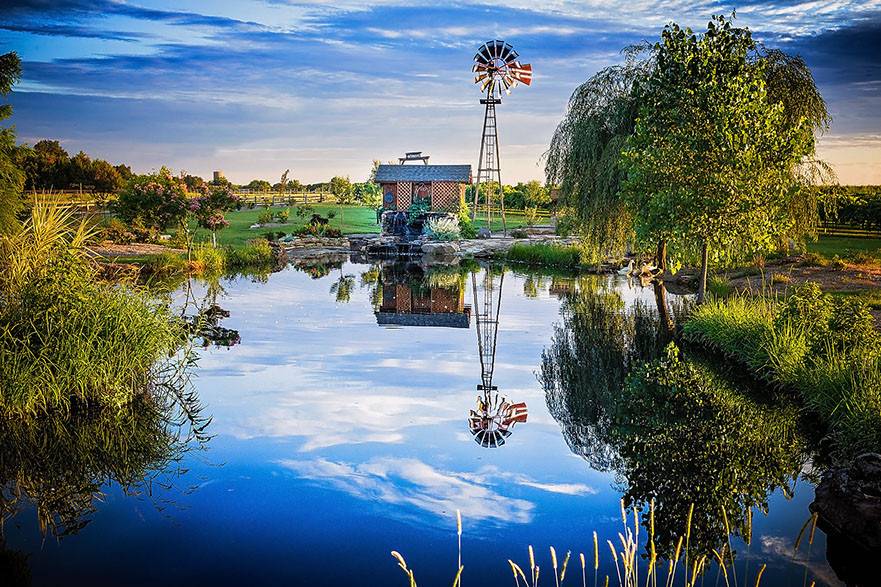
[393,506,781,587]
[683,286,881,457]
[506,242,585,269]
[0,202,184,415]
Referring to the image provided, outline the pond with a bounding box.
[1,259,848,586]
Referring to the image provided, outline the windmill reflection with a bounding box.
[369,262,528,447]
[468,268,527,448]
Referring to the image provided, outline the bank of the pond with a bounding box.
[682,283,881,458]
[0,205,186,416]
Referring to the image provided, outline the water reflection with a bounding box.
[541,281,809,557]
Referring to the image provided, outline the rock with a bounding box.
[421,242,460,257]
[810,453,881,584]
[477,227,492,239]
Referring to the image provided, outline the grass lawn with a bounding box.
[806,235,881,259]
[191,205,530,248]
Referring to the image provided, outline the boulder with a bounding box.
[421,242,460,257]
[810,453,881,584]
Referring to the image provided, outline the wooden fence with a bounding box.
[819,222,881,238]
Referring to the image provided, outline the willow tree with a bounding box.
[622,16,816,301]
[0,52,23,235]
[544,47,659,264]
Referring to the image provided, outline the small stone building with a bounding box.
[374,163,472,212]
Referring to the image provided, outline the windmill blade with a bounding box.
[499,42,513,62]
[477,43,492,63]
[474,72,489,84]
[491,40,504,58]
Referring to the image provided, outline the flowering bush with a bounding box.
[111,167,188,230]
[192,185,241,246]
[424,216,461,241]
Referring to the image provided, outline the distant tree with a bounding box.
[31,139,70,190]
[330,176,355,205]
[67,151,93,189]
[114,164,133,182]
[356,182,382,208]
[181,173,208,195]
[91,159,124,192]
[0,51,23,234]
[246,179,272,192]
[368,159,381,182]
[112,167,189,231]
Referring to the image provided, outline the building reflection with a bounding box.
[374,263,471,328]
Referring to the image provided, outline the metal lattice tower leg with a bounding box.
[472,89,507,234]
[472,268,504,393]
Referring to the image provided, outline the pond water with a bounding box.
[2,260,847,586]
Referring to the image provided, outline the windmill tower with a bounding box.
[467,268,527,448]
[470,40,533,234]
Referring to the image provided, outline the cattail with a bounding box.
[457,509,462,536]
[754,564,767,587]
[593,531,599,570]
[560,551,571,583]
[551,546,558,570]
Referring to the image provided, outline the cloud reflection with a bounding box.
[279,457,535,523]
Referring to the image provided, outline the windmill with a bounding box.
[470,40,533,234]
[467,268,527,448]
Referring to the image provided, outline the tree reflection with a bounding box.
[0,372,209,539]
[540,283,808,557]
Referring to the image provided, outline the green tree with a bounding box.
[622,16,814,301]
[247,179,272,192]
[91,159,124,192]
[31,139,70,189]
[356,182,382,208]
[67,150,93,188]
[0,51,23,234]
[330,175,354,205]
[545,47,654,263]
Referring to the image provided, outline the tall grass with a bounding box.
[683,284,881,457]
[0,202,184,416]
[507,242,585,269]
[390,503,808,587]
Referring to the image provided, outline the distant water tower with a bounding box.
[213,170,225,182]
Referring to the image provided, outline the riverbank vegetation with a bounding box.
[683,284,881,457]
[0,203,186,415]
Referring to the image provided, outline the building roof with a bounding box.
[375,311,471,329]
[375,164,472,183]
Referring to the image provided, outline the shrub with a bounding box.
[770,272,792,285]
[111,167,188,231]
[225,239,274,269]
[407,200,430,225]
[0,203,183,415]
[458,205,477,239]
[276,208,290,223]
[683,287,881,458]
[707,274,733,298]
[424,216,461,241]
[524,206,539,227]
[257,210,274,225]
[507,242,583,268]
[191,244,224,274]
[510,228,529,239]
[99,217,135,244]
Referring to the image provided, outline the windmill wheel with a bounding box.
[472,39,532,96]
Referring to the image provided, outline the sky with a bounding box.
[1,1,880,185]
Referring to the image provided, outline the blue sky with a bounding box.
[2,1,880,184]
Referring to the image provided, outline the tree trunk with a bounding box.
[656,239,667,272]
[653,281,674,337]
[697,240,709,303]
